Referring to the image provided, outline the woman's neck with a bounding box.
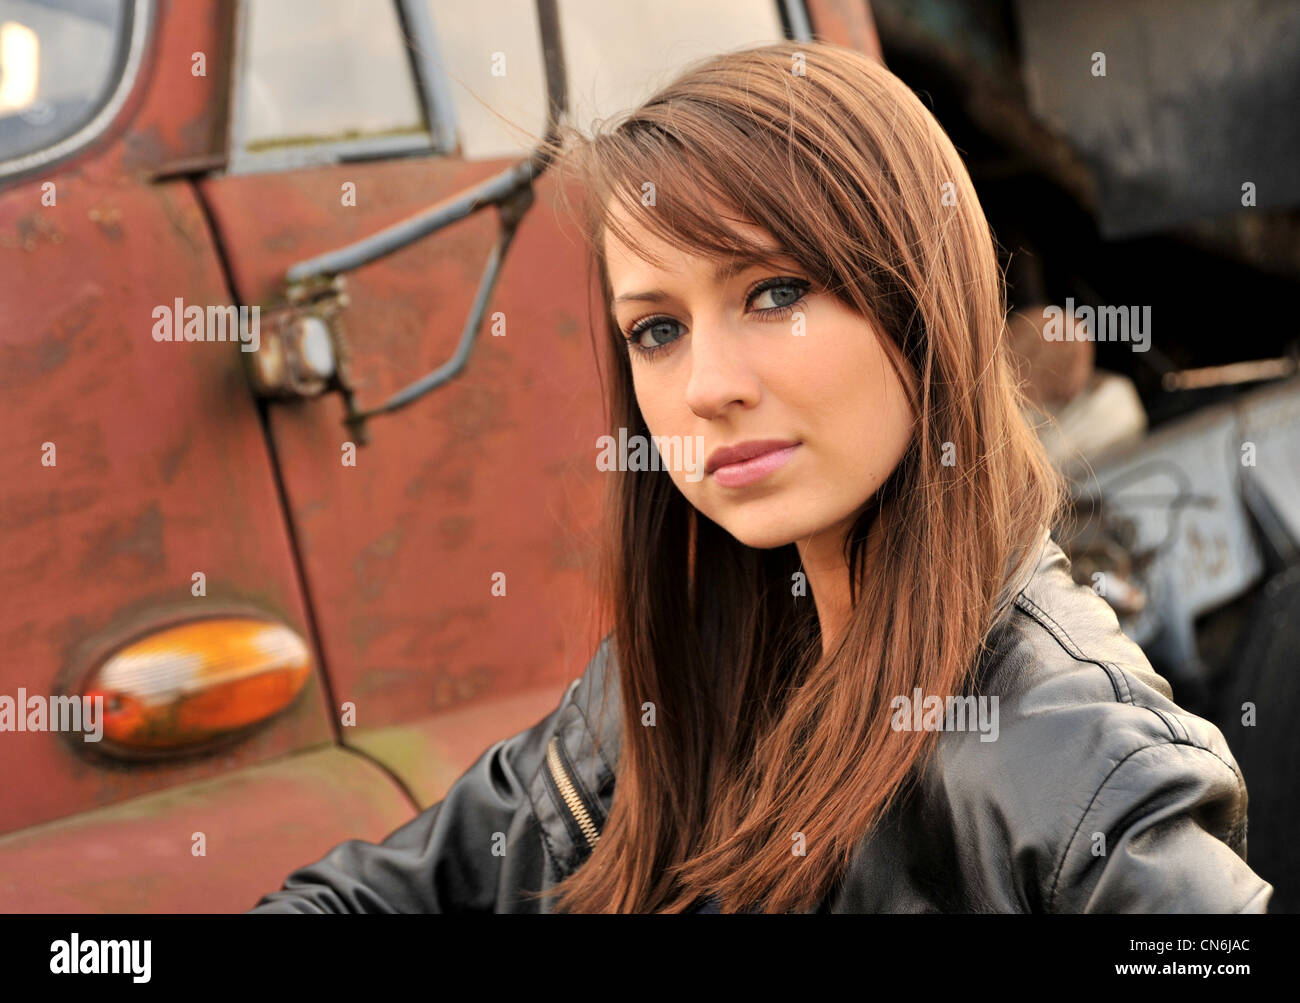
[796,512,881,660]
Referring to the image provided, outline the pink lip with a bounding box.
[707,440,800,488]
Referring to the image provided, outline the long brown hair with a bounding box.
[542,39,1064,913]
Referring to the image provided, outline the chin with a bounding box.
[704,508,823,551]
[682,481,851,551]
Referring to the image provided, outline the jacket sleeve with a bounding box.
[245,682,573,914]
[1048,740,1274,913]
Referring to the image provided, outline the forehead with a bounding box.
[602,194,784,285]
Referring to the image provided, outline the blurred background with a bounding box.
[0,0,1296,912]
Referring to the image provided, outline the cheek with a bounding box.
[627,370,711,498]
[630,359,696,439]
[788,320,915,477]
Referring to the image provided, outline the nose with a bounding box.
[683,315,761,419]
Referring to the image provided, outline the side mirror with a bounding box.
[247,0,569,445]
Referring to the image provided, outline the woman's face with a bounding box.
[604,200,917,553]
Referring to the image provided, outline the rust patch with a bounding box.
[3,536,60,583]
[1,213,66,251]
[403,444,475,503]
[121,125,169,175]
[0,486,102,532]
[158,437,190,484]
[350,660,494,711]
[352,528,402,600]
[446,382,507,442]
[0,292,98,387]
[429,662,495,709]
[385,606,488,661]
[78,503,165,576]
[438,515,471,548]
[87,203,124,242]
[348,605,456,656]
[553,310,581,339]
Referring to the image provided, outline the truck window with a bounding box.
[230,0,435,172]
[0,0,143,175]
[430,0,795,161]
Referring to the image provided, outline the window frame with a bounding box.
[780,0,813,41]
[224,0,459,176]
[221,0,810,175]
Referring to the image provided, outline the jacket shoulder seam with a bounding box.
[1013,592,1127,702]
[1046,738,1248,912]
[1011,591,1178,741]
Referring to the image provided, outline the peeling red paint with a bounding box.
[0,0,333,842]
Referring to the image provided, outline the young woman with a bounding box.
[249,41,1272,914]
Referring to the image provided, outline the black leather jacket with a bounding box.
[248,535,1273,913]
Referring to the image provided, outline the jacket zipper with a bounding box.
[545,735,602,850]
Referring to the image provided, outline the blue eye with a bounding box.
[749,281,806,311]
[620,276,811,361]
[625,316,684,358]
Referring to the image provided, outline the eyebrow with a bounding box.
[610,252,793,308]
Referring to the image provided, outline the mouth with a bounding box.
[705,439,800,488]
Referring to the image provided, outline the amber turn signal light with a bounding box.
[81,617,311,752]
